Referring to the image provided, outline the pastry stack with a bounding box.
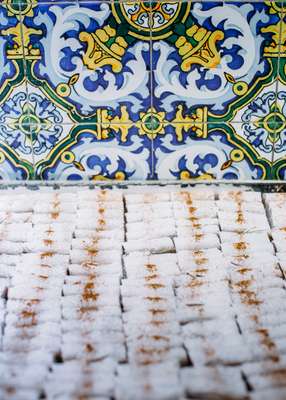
[173,190,248,399]
[119,192,182,400]
[218,190,286,400]
[0,193,34,400]
[124,192,175,255]
[265,193,286,274]
[46,189,125,399]
[0,191,73,400]
[0,187,286,399]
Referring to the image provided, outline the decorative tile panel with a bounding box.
[0,0,285,181]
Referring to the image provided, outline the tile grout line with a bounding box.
[19,7,36,177]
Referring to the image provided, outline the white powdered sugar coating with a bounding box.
[0,187,285,399]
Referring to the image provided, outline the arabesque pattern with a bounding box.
[0,0,286,180]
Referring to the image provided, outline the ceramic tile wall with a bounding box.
[0,0,285,181]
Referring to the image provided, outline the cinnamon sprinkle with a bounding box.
[237,267,252,275]
[53,200,60,208]
[194,268,208,274]
[137,346,170,356]
[150,335,170,342]
[43,239,53,246]
[233,242,248,251]
[194,234,203,241]
[84,246,98,257]
[187,280,204,288]
[150,320,165,327]
[145,283,165,290]
[82,289,99,302]
[256,328,280,362]
[149,309,166,316]
[44,227,55,236]
[236,210,245,224]
[145,274,159,281]
[50,212,59,220]
[144,296,165,303]
[233,272,280,362]
[98,219,106,228]
[193,250,204,257]
[85,343,94,353]
[81,262,97,270]
[194,257,208,266]
[40,252,54,259]
[5,387,16,394]
[234,279,252,289]
[145,264,157,273]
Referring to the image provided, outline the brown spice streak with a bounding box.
[149,309,166,316]
[84,246,98,257]
[237,267,252,275]
[85,343,94,353]
[234,274,280,362]
[137,346,170,356]
[233,242,248,251]
[145,274,159,281]
[144,296,165,303]
[187,280,204,288]
[195,234,203,241]
[40,252,55,259]
[145,283,165,290]
[145,264,157,273]
[50,212,59,220]
[194,257,208,266]
[43,239,54,246]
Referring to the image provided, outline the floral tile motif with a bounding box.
[153,123,268,181]
[26,1,152,122]
[0,0,285,181]
[37,125,153,181]
[272,3,286,180]
[151,0,284,180]
[152,1,280,122]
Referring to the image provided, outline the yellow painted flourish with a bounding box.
[97,106,132,142]
[176,25,224,71]
[80,26,128,73]
[1,23,41,59]
[137,106,208,141]
[173,105,208,142]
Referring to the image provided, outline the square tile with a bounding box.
[0,0,285,182]
[36,123,153,181]
[270,98,286,179]
[151,1,280,124]
[153,122,270,180]
[0,84,35,166]
[0,130,33,180]
[24,1,152,124]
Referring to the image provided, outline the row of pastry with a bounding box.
[265,193,286,275]
[120,190,246,399]
[45,190,125,400]
[219,191,286,400]
[123,189,271,255]
[0,191,78,400]
[121,191,184,399]
[120,252,183,400]
[0,189,121,399]
[174,191,248,399]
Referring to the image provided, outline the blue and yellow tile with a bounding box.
[24,1,152,123]
[152,122,269,180]
[0,0,285,181]
[36,123,153,181]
